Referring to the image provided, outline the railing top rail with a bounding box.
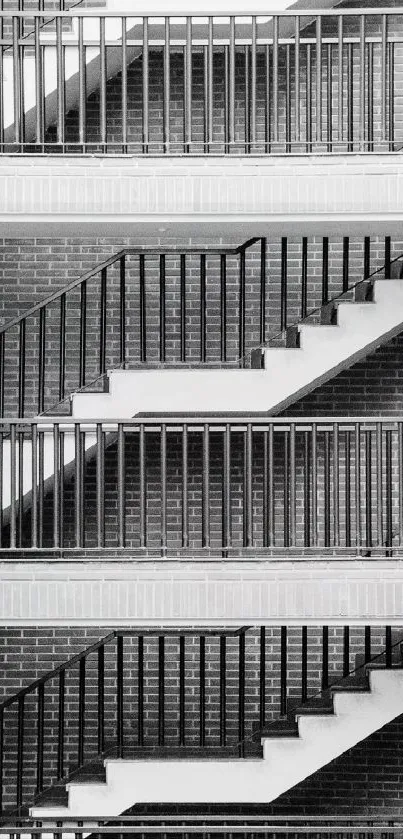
[1,828,403,835]
[0,416,401,426]
[16,815,403,823]
[0,7,401,15]
[0,241,258,337]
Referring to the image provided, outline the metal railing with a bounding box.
[0,236,398,418]
[0,417,402,556]
[0,624,399,815]
[0,8,401,154]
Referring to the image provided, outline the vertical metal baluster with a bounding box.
[59,294,66,402]
[367,41,373,152]
[182,424,188,549]
[386,429,392,554]
[185,16,192,153]
[18,427,23,548]
[158,636,165,747]
[259,626,266,727]
[285,44,291,153]
[385,625,392,668]
[224,43,230,154]
[281,238,287,332]
[10,424,16,549]
[59,430,64,549]
[179,635,185,746]
[338,16,343,145]
[265,44,271,153]
[365,429,372,551]
[322,238,329,305]
[359,15,365,151]
[78,658,85,767]
[304,430,310,548]
[35,16,43,147]
[229,16,235,150]
[326,43,332,152]
[199,636,205,747]
[99,268,107,376]
[121,18,127,153]
[53,424,60,548]
[159,255,166,364]
[364,236,370,279]
[142,17,149,153]
[268,424,274,546]
[295,16,300,145]
[301,237,308,319]
[289,423,296,547]
[260,238,267,346]
[388,41,394,152]
[56,17,65,148]
[139,424,146,549]
[139,255,146,363]
[202,424,210,549]
[355,423,361,552]
[245,44,250,155]
[78,17,86,150]
[57,671,65,780]
[301,626,308,703]
[164,17,170,152]
[316,16,322,146]
[118,423,125,548]
[74,423,82,548]
[220,635,226,746]
[376,423,383,549]
[98,644,104,755]
[385,236,391,278]
[306,44,312,152]
[381,15,387,148]
[180,255,186,363]
[138,636,144,747]
[223,424,231,555]
[345,430,351,547]
[208,17,213,152]
[202,45,208,154]
[343,625,350,678]
[280,626,287,716]
[238,631,245,757]
[251,16,256,152]
[343,237,349,293]
[161,423,167,557]
[364,625,371,664]
[0,333,4,420]
[312,423,317,548]
[347,42,353,152]
[79,282,87,388]
[399,422,403,552]
[18,319,25,417]
[324,430,330,547]
[244,423,253,548]
[0,708,3,815]
[0,7,4,154]
[120,256,126,367]
[12,17,21,148]
[272,16,278,145]
[16,696,24,810]
[220,254,227,362]
[36,683,44,795]
[96,423,104,548]
[322,626,329,690]
[117,636,124,757]
[333,423,340,548]
[0,429,3,548]
[239,250,246,363]
[38,429,44,549]
[200,254,206,363]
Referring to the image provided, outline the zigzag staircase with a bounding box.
[0,626,402,819]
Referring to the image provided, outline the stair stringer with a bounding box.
[30,668,403,818]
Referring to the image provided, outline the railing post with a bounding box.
[238,631,245,757]
[158,635,165,748]
[280,626,287,716]
[78,658,86,768]
[16,695,24,811]
[117,635,124,757]
[199,635,205,748]
[36,683,44,795]
[259,627,266,728]
[239,250,246,362]
[57,670,65,780]
[98,644,105,755]
[179,635,185,747]
[281,238,287,332]
[120,256,126,367]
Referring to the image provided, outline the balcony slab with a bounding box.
[1,154,403,238]
[1,557,403,625]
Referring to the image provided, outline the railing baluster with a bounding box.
[367,41,373,152]
[78,658,85,767]
[280,626,287,716]
[268,425,275,546]
[75,423,83,548]
[399,422,403,550]
[301,237,308,319]
[343,626,350,677]
[301,626,307,703]
[388,42,394,152]
[98,644,105,755]
[18,319,25,417]
[312,423,318,548]
[182,424,188,549]
[179,635,185,746]
[0,429,4,548]
[338,16,343,145]
[17,428,23,548]
[260,626,266,727]
[139,424,146,548]
[0,708,3,815]
[322,238,329,305]
[164,17,170,152]
[185,17,192,153]
[272,16,278,144]
[12,17,21,147]
[326,43,332,152]
[202,424,210,549]
[281,238,287,332]
[385,236,391,278]
[295,16,300,144]
[385,625,392,668]
[160,255,166,364]
[142,18,149,153]
[238,631,245,757]
[306,44,312,152]
[220,254,227,362]
[229,16,235,149]
[343,237,349,292]
[17,696,24,810]
[347,42,353,152]
[345,430,351,547]
[100,267,107,376]
[0,332,4,419]
[120,256,126,367]
[207,18,213,152]
[139,255,146,363]
[56,16,65,147]
[251,17,256,150]
[365,429,372,550]
[355,423,362,551]
[386,429,392,553]
[359,15,365,151]
[304,430,310,548]
[57,670,65,780]
[223,424,231,555]
[118,423,125,548]
[245,45,250,154]
[79,281,87,388]
[117,635,124,757]
[34,16,43,147]
[158,636,165,747]
[260,238,266,345]
[200,254,206,363]
[289,423,296,546]
[59,430,64,548]
[78,17,86,150]
[180,255,186,363]
[333,423,340,548]
[53,424,60,548]
[138,635,144,747]
[364,237,370,279]
[96,423,105,548]
[265,44,271,153]
[38,429,44,548]
[59,294,66,402]
[36,683,44,795]
[239,250,246,362]
[324,429,331,547]
[220,635,226,746]
[376,423,383,548]
[284,430,289,548]
[10,424,16,549]
[161,423,167,556]
[244,423,253,548]
[322,626,329,690]
[364,625,371,664]
[316,16,322,145]
[199,636,205,747]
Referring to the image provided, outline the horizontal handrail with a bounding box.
[0,416,401,426]
[1,8,402,16]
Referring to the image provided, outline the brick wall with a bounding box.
[0,625,399,812]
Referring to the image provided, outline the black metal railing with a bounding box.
[0,236,399,418]
[0,624,400,815]
[0,417,402,556]
[0,8,401,154]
